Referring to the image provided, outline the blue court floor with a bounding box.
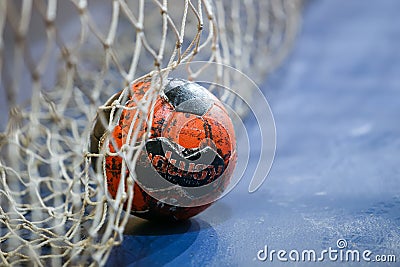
[107,1,400,266]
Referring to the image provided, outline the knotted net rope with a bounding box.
[0,0,302,265]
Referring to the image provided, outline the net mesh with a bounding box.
[0,0,302,265]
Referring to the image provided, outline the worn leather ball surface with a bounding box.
[90,78,236,221]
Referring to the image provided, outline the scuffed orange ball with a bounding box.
[90,78,236,221]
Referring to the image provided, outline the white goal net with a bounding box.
[0,0,302,265]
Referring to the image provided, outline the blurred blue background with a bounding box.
[107,1,400,266]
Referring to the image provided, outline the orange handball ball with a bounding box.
[90,78,237,221]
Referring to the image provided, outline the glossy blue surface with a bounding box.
[107,1,400,266]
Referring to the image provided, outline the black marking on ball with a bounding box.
[164,79,213,116]
[203,119,213,139]
[137,137,225,188]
